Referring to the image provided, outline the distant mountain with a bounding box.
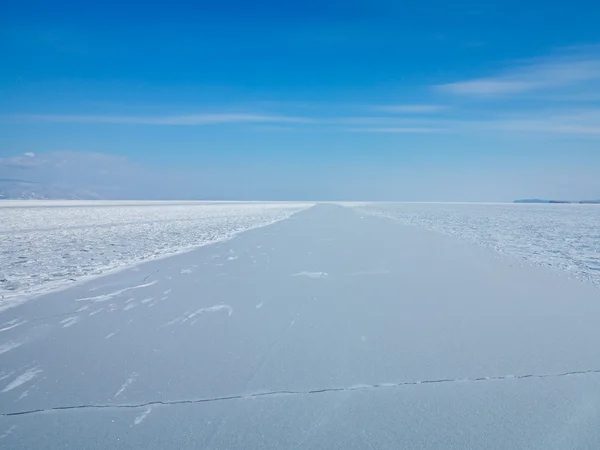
[514,199,600,204]
[0,152,143,200]
[0,179,45,200]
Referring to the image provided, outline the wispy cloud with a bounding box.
[343,109,600,136]
[372,104,447,113]
[437,52,600,96]
[9,113,313,125]
[479,109,600,134]
[493,123,600,134]
[349,127,445,133]
[5,108,600,137]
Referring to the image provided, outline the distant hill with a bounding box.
[514,199,600,204]
[0,179,104,200]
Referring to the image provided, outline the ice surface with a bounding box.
[0,201,312,301]
[2,204,600,448]
[352,202,600,287]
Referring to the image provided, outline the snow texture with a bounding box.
[352,202,600,287]
[133,407,152,425]
[1,204,600,449]
[0,201,312,300]
[2,368,42,393]
[0,341,23,355]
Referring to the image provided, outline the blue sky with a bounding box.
[1,0,600,200]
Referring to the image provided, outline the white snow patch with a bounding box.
[163,289,172,295]
[114,373,138,397]
[0,372,13,382]
[60,316,80,328]
[134,407,152,425]
[255,301,264,309]
[75,280,158,303]
[162,304,233,327]
[197,304,233,316]
[17,386,33,400]
[123,303,136,311]
[0,320,27,333]
[180,268,193,274]
[293,271,329,279]
[0,425,17,440]
[161,317,182,327]
[0,341,23,355]
[227,255,239,260]
[140,297,154,304]
[105,332,116,339]
[2,367,42,392]
[88,308,104,316]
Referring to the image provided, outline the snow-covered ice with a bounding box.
[1,204,600,449]
[351,202,600,287]
[1,367,42,393]
[0,201,312,300]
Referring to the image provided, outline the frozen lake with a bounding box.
[0,201,313,303]
[353,202,600,288]
[1,203,600,449]
[3,201,599,303]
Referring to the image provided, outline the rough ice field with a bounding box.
[0,201,313,299]
[352,202,600,288]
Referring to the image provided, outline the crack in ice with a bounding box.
[3,368,600,417]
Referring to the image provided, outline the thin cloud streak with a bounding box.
[344,109,600,136]
[6,108,600,136]
[437,54,600,96]
[372,104,447,113]
[349,127,446,133]
[9,113,314,125]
